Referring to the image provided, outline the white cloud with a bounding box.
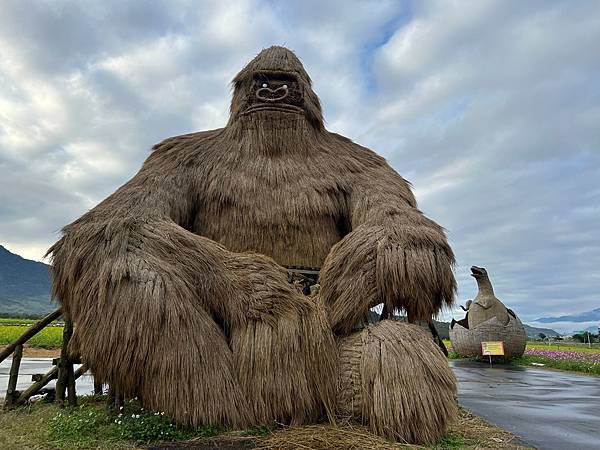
[0,0,599,322]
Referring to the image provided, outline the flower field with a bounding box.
[520,347,600,375]
[445,338,600,376]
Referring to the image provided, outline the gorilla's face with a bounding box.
[228,47,324,131]
[242,70,304,116]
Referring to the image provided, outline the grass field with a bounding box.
[525,341,600,353]
[0,317,41,326]
[0,397,528,450]
[0,325,63,348]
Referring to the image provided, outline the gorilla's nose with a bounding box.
[256,85,289,102]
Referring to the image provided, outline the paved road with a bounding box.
[451,360,600,449]
[0,357,95,398]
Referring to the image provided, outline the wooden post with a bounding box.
[106,385,124,411]
[67,363,77,407]
[55,316,74,407]
[115,392,124,411]
[107,385,116,410]
[3,344,23,410]
[94,380,103,395]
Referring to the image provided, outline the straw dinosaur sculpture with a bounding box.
[49,46,457,443]
[468,266,510,327]
[450,266,526,357]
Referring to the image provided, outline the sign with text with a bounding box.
[481,341,505,356]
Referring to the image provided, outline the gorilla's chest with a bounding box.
[192,152,349,267]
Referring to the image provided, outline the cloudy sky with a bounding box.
[1,0,599,330]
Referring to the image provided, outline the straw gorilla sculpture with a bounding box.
[49,46,457,443]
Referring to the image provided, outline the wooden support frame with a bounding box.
[3,344,23,410]
[55,316,74,407]
[16,364,88,406]
[1,308,89,409]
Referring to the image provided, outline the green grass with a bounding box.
[0,400,523,450]
[429,431,474,449]
[513,354,600,376]
[0,396,224,449]
[0,325,64,348]
[525,341,600,353]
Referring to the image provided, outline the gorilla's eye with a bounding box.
[262,83,268,88]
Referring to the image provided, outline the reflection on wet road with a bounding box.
[0,357,95,398]
[451,360,600,450]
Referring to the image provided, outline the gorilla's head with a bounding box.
[228,46,324,131]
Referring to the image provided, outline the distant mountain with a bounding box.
[534,308,600,323]
[0,245,54,317]
[522,324,560,338]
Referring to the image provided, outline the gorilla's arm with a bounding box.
[48,135,252,426]
[320,160,456,335]
[49,134,336,425]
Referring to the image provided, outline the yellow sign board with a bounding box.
[481,341,505,356]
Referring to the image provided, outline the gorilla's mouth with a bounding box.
[242,103,304,116]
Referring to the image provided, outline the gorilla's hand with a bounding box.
[50,219,252,427]
[320,224,455,335]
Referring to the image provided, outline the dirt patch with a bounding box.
[0,346,61,358]
[147,434,257,450]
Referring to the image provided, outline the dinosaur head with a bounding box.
[470,266,488,280]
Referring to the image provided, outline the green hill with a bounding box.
[0,245,55,317]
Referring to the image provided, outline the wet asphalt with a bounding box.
[0,357,94,398]
[450,360,600,449]
[2,358,599,449]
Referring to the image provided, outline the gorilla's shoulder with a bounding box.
[326,131,387,166]
[151,128,225,155]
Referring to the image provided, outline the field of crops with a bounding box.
[0,323,64,348]
[0,317,41,326]
[525,341,600,353]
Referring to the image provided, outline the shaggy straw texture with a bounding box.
[48,46,455,430]
[337,321,458,444]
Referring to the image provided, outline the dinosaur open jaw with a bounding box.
[470,266,487,278]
